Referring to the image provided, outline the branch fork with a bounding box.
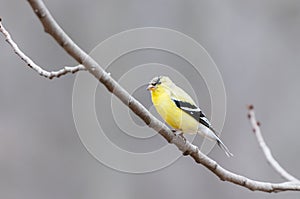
[0,19,86,79]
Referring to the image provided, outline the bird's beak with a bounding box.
[147,85,155,91]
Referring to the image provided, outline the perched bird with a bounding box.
[147,76,233,157]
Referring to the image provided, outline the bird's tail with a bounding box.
[197,125,233,157]
[216,138,233,157]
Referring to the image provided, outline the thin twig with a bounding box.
[248,105,299,182]
[0,19,86,79]
[1,0,298,192]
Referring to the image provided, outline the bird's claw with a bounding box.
[172,129,187,142]
[179,132,187,142]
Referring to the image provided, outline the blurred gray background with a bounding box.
[1,0,300,198]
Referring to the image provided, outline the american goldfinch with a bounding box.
[147,76,233,157]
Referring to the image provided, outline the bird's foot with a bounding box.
[172,130,187,142]
[171,129,177,133]
[179,132,187,142]
[171,130,189,156]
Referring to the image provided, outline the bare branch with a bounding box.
[248,105,299,182]
[0,19,86,79]
[1,0,296,192]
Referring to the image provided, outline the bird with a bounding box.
[147,76,233,157]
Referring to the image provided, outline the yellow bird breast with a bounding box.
[151,89,198,134]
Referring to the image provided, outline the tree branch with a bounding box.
[248,105,299,182]
[0,19,86,79]
[1,0,299,192]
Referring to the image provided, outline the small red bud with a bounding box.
[248,104,254,110]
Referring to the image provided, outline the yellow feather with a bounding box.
[150,82,198,133]
[148,76,233,157]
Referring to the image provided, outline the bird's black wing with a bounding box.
[171,98,211,129]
